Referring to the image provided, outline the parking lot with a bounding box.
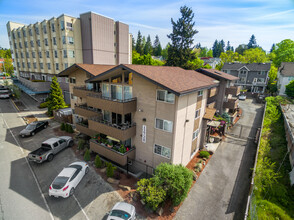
[0,95,123,220]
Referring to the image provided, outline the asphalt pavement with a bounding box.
[175,98,264,220]
[0,94,123,220]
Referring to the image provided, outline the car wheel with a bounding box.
[70,188,74,196]
[31,132,35,136]
[85,167,89,174]
[21,134,25,138]
[47,154,54,162]
[68,140,74,147]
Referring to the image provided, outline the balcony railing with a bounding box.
[223,98,239,110]
[90,140,136,166]
[75,105,102,118]
[88,117,136,141]
[72,86,97,99]
[75,123,97,137]
[87,93,137,114]
[225,86,241,96]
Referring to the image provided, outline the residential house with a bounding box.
[277,62,294,96]
[59,64,219,173]
[222,63,271,93]
[200,57,221,69]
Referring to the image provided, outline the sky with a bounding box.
[0,0,294,52]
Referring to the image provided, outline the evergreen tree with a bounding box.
[132,36,136,51]
[195,43,201,49]
[235,44,248,55]
[144,35,153,55]
[153,35,162,56]
[220,40,225,52]
[248,34,257,49]
[135,31,143,55]
[161,43,170,60]
[166,5,198,68]
[142,36,146,54]
[270,43,276,53]
[212,40,218,57]
[47,76,66,116]
[226,41,233,51]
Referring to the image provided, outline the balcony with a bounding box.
[88,117,136,141]
[73,86,96,99]
[87,93,137,115]
[225,86,241,96]
[223,98,239,110]
[90,140,136,166]
[75,123,97,137]
[75,105,102,118]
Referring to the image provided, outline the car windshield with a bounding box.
[52,177,69,189]
[69,164,82,170]
[109,210,131,220]
[26,124,36,130]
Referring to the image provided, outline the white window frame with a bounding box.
[156,89,175,104]
[198,90,203,97]
[195,109,201,119]
[192,129,200,141]
[154,144,171,159]
[67,37,74,44]
[69,77,76,84]
[155,118,173,133]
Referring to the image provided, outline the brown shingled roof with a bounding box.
[58,63,115,77]
[197,68,239,81]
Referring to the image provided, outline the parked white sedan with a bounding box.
[49,161,89,198]
[107,202,136,220]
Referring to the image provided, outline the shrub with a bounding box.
[153,163,193,206]
[65,123,69,132]
[78,139,85,150]
[199,151,210,159]
[255,199,292,220]
[119,146,126,154]
[94,155,102,168]
[67,124,74,133]
[137,178,166,211]
[60,122,65,131]
[39,101,49,108]
[84,149,91,161]
[106,162,116,178]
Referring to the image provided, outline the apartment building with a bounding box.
[59,64,220,171]
[222,63,271,93]
[6,12,131,101]
[277,62,294,96]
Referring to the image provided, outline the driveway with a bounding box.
[175,98,264,220]
[0,94,123,220]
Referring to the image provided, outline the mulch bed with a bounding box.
[53,127,213,219]
[233,108,242,125]
[13,100,27,111]
[23,115,38,124]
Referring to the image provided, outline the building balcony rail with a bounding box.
[75,123,97,137]
[90,140,136,166]
[74,105,102,118]
[223,98,239,110]
[87,93,137,115]
[88,117,136,141]
[72,86,97,99]
[225,86,241,96]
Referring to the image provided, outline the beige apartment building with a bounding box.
[58,64,240,173]
[6,12,131,101]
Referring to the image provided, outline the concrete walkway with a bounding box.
[175,99,264,220]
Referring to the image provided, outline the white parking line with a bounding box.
[73,195,90,220]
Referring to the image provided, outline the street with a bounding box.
[0,94,123,220]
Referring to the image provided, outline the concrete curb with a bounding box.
[10,99,20,112]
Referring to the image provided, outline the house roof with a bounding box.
[196,68,239,81]
[58,63,116,77]
[278,62,294,77]
[87,64,219,96]
[222,63,271,71]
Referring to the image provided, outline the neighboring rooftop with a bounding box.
[58,63,116,77]
[87,64,219,96]
[197,68,239,81]
[222,63,271,71]
[278,62,294,77]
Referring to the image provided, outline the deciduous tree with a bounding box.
[272,39,294,67]
[285,80,294,98]
[243,48,268,63]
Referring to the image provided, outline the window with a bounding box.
[124,86,133,100]
[66,22,73,30]
[64,63,68,69]
[192,129,199,141]
[60,21,64,30]
[124,72,133,85]
[12,32,15,39]
[19,42,22,48]
[14,43,17,49]
[68,50,75,58]
[17,62,20,68]
[102,84,110,98]
[21,52,23,58]
[69,77,76,84]
[239,77,246,83]
[33,63,37,69]
[154,144,171,159]
[157,90,175,103]
[35,27,39,35]
[37,40,40,47]
[56,63,59,70]
[17,31,20,38]
[195,109,200,119]
[29,29,32,36]
[103,110,110,122]
[40,63,43,69]
[223,70,227,73]
[47,63,51,70]
[62,36,66,44]
[67,37,74,44]
[39,51,42,58]
[155,118,173,132]
[240,70,247,75]
[198,90,203,97]
[45,38,48,46]
[63,50,67,58]
[32,52,35,58]
[26,52,29,58]
[23,30,26,37]
[54,50,58,58]
[51,23,55,32]
[46,51,49,58]
[22,62,25,68]
[53,142,58,148]
[16,53,18,58]
[30,40,34,47]
[53,37,56,45]
[43,25,47,34]
[27,63,30,68]
[24,41,28,48]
